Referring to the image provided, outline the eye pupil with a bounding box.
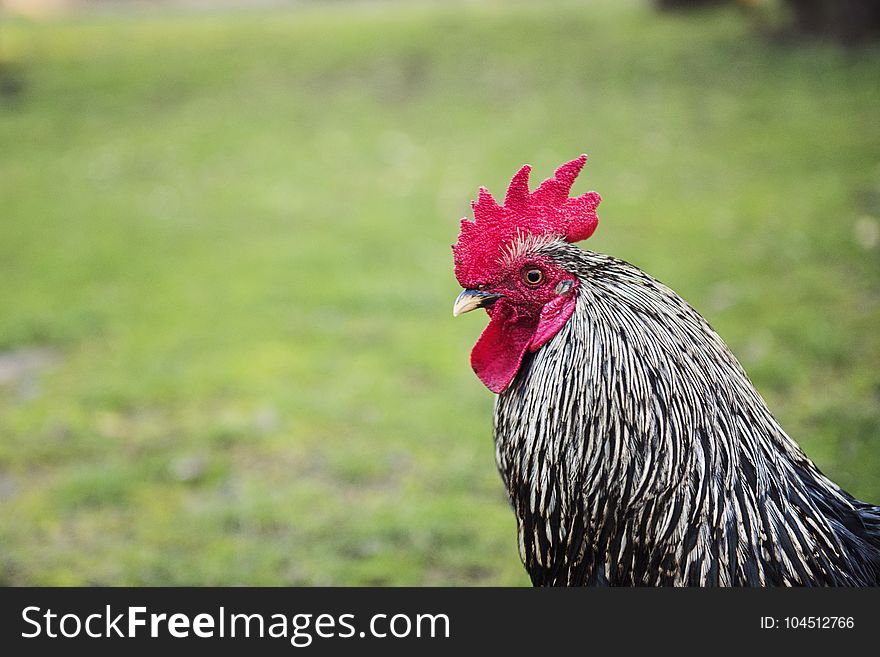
[525,269,543,285]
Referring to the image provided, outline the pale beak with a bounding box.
[453,289,502,317]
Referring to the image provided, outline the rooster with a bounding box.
[452,155,880,586]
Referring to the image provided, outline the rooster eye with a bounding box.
[524,268,544,286]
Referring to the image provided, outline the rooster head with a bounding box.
[452,155,601,393]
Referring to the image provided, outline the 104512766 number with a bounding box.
[783,617,854,629]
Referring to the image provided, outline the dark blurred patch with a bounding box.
[784,0,880,43]
[0,62,26,105]
[656,0,880,43]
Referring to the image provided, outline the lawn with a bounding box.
[0,0,878,585]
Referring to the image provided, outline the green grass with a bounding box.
[0,0,878,585]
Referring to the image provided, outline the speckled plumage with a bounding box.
[493,239,880,586]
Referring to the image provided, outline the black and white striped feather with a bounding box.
[494,239,880,586]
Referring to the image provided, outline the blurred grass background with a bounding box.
[0,0,878,585]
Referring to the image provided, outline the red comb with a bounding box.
[453,155,601,287]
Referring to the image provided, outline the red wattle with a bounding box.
[470,302,538,394]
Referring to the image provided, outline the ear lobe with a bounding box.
[554,279,574,295]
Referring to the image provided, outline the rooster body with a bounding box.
[452,156,880,586]
[495,241,880,585]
